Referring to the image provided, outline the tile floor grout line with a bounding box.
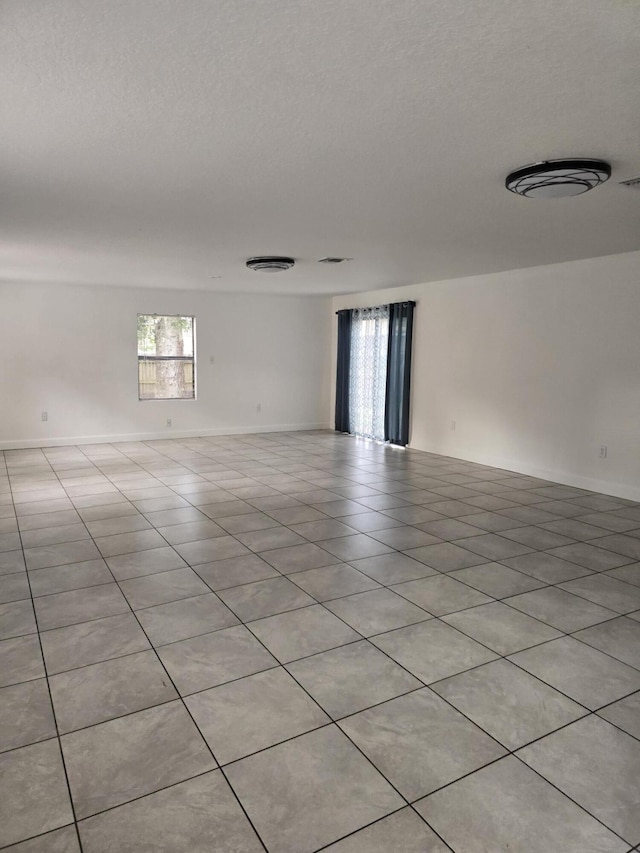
[10,542,640,686]
[342,602,640,751]
[0,824,78,853]
[324,594,638,762]
[233,591,549,811]
[313,803,457,853]
[233,615,441,839]
[5,468,87,853]
[65,446,271,849]
[556,628,640,674]
[430,594,640,673]
[511,751,638,848]
[3,434,639,850]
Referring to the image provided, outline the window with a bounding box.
[137,315,196,400]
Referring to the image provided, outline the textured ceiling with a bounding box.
[1,0,639,295]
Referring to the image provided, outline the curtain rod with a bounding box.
[336,301,416,314]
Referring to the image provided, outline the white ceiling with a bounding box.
[1,0,639,295]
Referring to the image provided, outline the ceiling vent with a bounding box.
[246,257,295,273]
[505,158,611,198]
[620,177,640,189]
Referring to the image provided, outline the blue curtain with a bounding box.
[384,301,416,446]
[334,309,352,433]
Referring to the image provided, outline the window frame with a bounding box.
[137,314,197,402]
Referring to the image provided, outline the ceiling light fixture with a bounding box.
[318,257,353,264]
[505,158,611,198]
[246,256,295,273]
[620,176,640,189]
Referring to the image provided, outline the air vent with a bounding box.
[246,257,295,273]
[620,177,640,189]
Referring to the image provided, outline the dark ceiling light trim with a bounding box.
[318,257,353,264]
[246,256,295,273]
[505,158,611,198]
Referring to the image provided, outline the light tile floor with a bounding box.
[1,431,639,852]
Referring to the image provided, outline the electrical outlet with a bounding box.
[256,403,262,412]
[451,420,456,431]
[599,445,607,459]
[41,411,48,422]
[166,418,172,427]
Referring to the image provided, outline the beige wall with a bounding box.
[1,282,333,448]
[332,251,640,501]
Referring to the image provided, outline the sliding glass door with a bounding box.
[349,306,389,440]
[335,301,415,446]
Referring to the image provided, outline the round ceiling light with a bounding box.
[246,256,295,273]
[318,257,353,264]
[505,158,611,198]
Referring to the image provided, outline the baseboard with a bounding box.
[407,443,640,503]
[0,423,333,451]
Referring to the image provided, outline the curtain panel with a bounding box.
[385,301,416,446]
[335,300,415,446]
[334,309,352,433]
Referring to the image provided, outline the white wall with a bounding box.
[1,282,332,448]
[332,251,640,501]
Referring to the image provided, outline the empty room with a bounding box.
[2,1,640,851]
